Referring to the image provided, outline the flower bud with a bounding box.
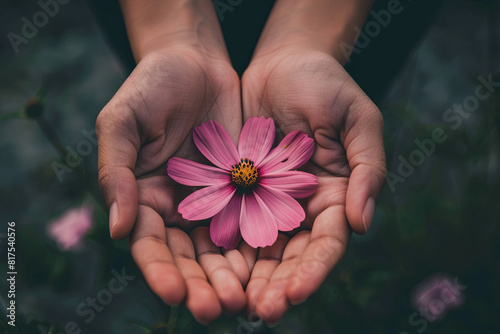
[23,97,44,119]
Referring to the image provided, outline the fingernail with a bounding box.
[109,202,118,233]
[362,197,375,233]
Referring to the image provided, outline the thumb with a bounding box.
[344,96,386,234]
[96,107,140,239]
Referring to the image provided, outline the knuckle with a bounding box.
[372,107,384,129]
[95,106,118,139]
[95,110,107,133]
[96,102,139,145]
[97,164,114,192]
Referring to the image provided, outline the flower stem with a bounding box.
[166,306,179,334]
[36,116,69,159]
[36,115,105,209]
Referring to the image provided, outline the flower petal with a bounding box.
[238,117,275,166]
[179,184,236,221]
[239,192,278,248]
[210,193,242,249]
[259,131,315,174]
[255,185,305,231]
[47,204,94,251]
[259,171,318,198]
[167,157,231,186]
[194,120,239,170]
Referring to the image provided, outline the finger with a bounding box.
[286,205,350,305]
[166,227,222,324]
[246,234,288,319]
[222,248,250,287]
[343,95,386,234]
[191,227,246,313]
[225,240,257,287]
[130,205,186,305]
[254,232,309,324]
[96,105,140,239]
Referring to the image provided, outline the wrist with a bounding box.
[251,0,373,65]
[119,0,229,63]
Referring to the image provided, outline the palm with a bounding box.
[241,50,385,322]
[97,51,253,322]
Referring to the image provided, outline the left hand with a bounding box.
[241,48,387,323]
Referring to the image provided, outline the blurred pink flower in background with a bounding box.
[413,274,466,322]
[47,203,94,251]
[167,117,318,249]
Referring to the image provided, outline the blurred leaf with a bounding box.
[0,110,22,121]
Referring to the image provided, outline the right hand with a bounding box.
[96,47,254,324]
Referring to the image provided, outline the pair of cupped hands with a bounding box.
[95,41,386,324]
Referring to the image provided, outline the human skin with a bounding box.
[96,0,254,324]
[241,0,386,323]
[96,0,386,325]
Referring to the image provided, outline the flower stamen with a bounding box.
[231,158,258,188]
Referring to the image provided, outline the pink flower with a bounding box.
[47,204,94,251]
[167,117,318,249]
[413,275,465,321]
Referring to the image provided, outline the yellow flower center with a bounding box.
[231,158,258,188]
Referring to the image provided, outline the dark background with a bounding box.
[0,0,499,333]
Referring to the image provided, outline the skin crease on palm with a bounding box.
[96,0,386,326]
